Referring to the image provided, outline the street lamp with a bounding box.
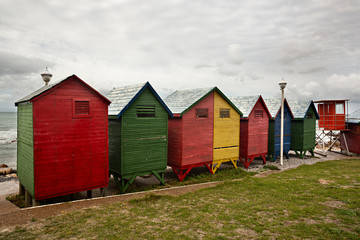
[41,67,53,86]
[279,79,287,166]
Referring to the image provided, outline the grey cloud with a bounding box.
[278,41,323,65]
[0,51,52,75]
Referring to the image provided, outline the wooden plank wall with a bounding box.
[213,91,240,161]
[181,92,214,166]
[17,102,35,197]
[32,77,109,200]
[119,88,168,178]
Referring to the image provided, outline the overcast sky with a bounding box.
[0,0,359,112]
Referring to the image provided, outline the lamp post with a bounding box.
[279,79,287,166]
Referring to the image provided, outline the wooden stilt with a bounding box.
[87,190,92,198]
[32,198,40,206]
[25,190,32,208]
[70,193,74,201]
[100,188,105,197]
[19,183,25,196]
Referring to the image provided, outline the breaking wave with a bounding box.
[0,129,17,144]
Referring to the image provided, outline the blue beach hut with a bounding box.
[264,98,294,161]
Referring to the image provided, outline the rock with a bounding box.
[0,168,12,175]
[0,164,8,168]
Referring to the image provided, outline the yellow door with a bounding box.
[213,91,240,172]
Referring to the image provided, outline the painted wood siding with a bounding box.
[268,105,292,155]
[17,102,34,196]
[303,106,317,150]
[181,92,214,166]
[109,118,122,174]
[239,120,249,157]
[119,88,168,178]
[340,123,360,155]
[32,78,109,200]
[290,120,304,150]
[245,101,269,156]
[213,91,240,161]
[167,118,183,167]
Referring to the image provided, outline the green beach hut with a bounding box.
[288,100,319,158]
[107,82,173,193]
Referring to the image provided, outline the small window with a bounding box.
[196,108,208,118]
[336,103,344,114]
[307,112,313,119]
[254,110,263,118]
[137,105,155,118]
[220,108,230,118]
[75,101,89,115]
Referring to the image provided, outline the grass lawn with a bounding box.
[1,159,359,239]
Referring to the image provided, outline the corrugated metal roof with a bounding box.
[15,78,68,105]
[107,82,147,116]
[287,100,312,119]
[164,87,214,114]
[229,95,260,118]
[348,109,360,123]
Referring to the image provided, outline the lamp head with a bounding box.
[41,67,53,86]
[279,79,287,90]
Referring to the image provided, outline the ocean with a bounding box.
[0,112,17,169]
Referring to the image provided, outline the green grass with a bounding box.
[126,166,256,193]
[1,159,359,239]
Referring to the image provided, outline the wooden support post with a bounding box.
[87,190,92,198]
[25,190,32,208]
[19,183,25,196]
[70,193,74,201]
[100,188,105,197]
[32,198,40,206]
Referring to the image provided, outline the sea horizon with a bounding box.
[0,112,17,169]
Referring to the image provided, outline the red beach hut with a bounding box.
[15,74,110,205]
[230,96,271,168]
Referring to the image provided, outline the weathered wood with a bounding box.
[19,183,25,196]
[32,198,40,206]
[25,190,32,208]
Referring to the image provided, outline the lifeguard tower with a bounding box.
[314,99,350,154]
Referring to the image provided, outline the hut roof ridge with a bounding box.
[229,95,261,118]
[164,87,215,114]
[107,82,173,118]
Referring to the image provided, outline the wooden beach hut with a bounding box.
[164,87,242,181]
[315,99,349,131]
[264,98,294,161]
[340,109,360,155]
[107,82,173,193]
[230,96,271,168]
[15,75,110,205]
[288,100,319,158]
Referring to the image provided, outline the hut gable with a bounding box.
[164,87,214,115]
[288,100,319,120]
[107,82,172,118]
[15,75,110,106]
[230,95,270,119]
[164,87,242,117]
[263,98,294,120]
